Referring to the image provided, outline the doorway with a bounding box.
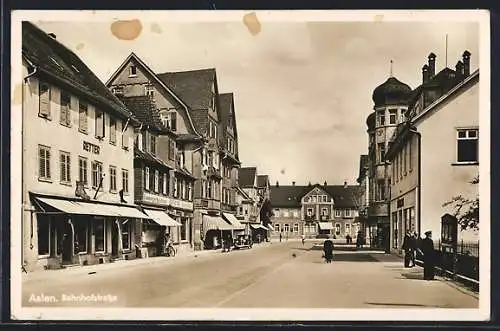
[111,221,119,257]
[61,221,73,264]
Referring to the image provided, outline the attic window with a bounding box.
[112,86,124,96]
[129,65,137,77]
[71,65,80,73]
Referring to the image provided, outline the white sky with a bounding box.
[34,18,479,186]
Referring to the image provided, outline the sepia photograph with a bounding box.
[10,10,490,321]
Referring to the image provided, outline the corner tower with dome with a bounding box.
[364,73,412,251]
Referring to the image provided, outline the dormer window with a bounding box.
[162,111,177,131]
[129,65,137,77]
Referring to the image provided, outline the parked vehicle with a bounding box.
[233,235,253,249]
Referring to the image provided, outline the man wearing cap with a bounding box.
[421,231,436,280]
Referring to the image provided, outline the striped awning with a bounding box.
[222,213,245,230]
[36,197,150,219]
[318,222,334,230]
[203,215,234,232]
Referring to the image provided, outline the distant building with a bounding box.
[269,182,360,238]
[356,155,371,241]
[386,51,479,251]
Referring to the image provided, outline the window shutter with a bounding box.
[39,83,51,117]
[46,149,51,178]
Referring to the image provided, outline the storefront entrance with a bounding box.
[61,221,73,264]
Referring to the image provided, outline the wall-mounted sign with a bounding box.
[83,141,100,154]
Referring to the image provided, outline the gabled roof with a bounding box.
[270,184,361,209]
[256,175,269,188]
[157,69,216,110]
[235,186,253,202]
[408,67,463,108]
[119,95,171,134]
[105,52,202,137]
[219,93,239,158]
[270,185,309,208]
[22,22,138,124]
[238,167,257,188]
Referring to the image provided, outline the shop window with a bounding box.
[284,224,290,232]
[122,221,131,250]
[37,216,50,256]
[293,223,299,233]
[74,220,88,253]
[180,218,188,241]
[95,218,105,252]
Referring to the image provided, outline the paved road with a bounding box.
[22,240,478,308]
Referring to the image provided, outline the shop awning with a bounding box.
[318,222,334,230]
[36,197,150,219]
[203,215,234,232]
[250,224,268,230]
[143,209,181,227]
[222,213,245,230]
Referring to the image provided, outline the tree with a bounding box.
[442,175,479,231]
[259,198,274,227]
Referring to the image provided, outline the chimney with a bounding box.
[455,60,464,77]
[428,53,436,78]
[344,181,348,188]
[462,50,471,77]
[276,181,279,187]
[422,64,430,83]
[292,181,295,186]
[324,181,327,186]
[48,33,57,39]
[308,182,312,187]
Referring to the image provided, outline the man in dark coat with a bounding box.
[402,231,412,267]
[421,231,436,280]
[323,239,334,263]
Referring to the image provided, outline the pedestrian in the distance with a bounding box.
[421,231,436,280]
[301,234,305,246]
[408,232,417,267]
[279,232,282,242]
[402,230,412,268]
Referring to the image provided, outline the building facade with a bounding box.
[21,22,150,271]
[366,71,412,251]
[270,182,360,239]
[386,51,479,251]
[118,95,196,257]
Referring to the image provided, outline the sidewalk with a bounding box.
[22,241,273,283]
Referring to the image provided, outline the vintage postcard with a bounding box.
[10,9,490,321]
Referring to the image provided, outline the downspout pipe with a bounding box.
[409,128,422,237]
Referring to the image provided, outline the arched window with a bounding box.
[345,223,351,235]
[335,223,341,236]
[284,224,289,232]
[274,223,280,232]
[293,223,299,233]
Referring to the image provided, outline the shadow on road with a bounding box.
[364,301,442,308]
[309,252,379,262]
